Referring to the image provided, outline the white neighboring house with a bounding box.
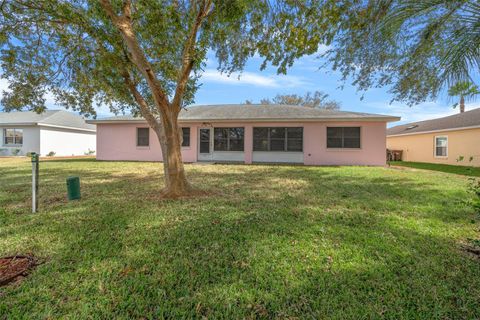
[0,110,96,156]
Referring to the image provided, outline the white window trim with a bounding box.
[136,127,150,149]
[213,127,245,152]
[326,126,362,150]
[434,135,448,158]
[252,127,304,152]
[181,127,191,149]
[2,128,23,146]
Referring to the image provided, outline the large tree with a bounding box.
[326,0,480,105]
[245,90,341,110]
[0,0,345,197]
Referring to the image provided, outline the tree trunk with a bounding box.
[460,95,465,113]
[99,0,208,198]
[122,73,193,198]
[154,112,192,198]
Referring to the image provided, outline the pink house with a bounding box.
[89,105,400,165]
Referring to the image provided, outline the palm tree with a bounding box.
[327,0,480,105]
[448,81,480,113]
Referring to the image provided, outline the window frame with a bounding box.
[181,127,190,147]
[199,128,211,154]
[252,127,303,152]
[326,126,361,149]
[213,127,245,152]
[434,135,448,158]
[136,127,150,147]
[3,128,23,146]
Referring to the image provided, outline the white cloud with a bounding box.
[316,44,331,55]
[201,69,309,88]
[0,77,8,92]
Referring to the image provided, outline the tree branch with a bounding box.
[100,0,170,118]
[122,71,161,131]
[122,0,131,19]
[171,0,212,111]
[98,0,121,24]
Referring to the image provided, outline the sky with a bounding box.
[1,49,478,128]
[195,51,479,128]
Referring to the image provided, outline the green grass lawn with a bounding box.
[390,161,480,177]
[1,158,479,319]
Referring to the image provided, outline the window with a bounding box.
[182,127,190,147]
[3,128,23,146]
[435,136,448,157]
[214,128,244,151]
[136,128,149,147]
[253,127,303,152]
[199,128,210,153]
[327,127,360,148]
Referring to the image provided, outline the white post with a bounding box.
[31,153,39,213]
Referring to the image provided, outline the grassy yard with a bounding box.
[1,158,479,319]
[390,161,480,177]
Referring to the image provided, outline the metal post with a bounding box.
[31,153,39,213]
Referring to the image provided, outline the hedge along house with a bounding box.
[88,105,399,165]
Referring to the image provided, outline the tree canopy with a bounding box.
[326,0,480,105]
[2,1,478,114]
[245,90,341,110]
[0,0,346,117]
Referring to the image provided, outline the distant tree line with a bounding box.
[245,90,340,110]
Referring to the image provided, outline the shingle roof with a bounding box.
[0,110,96,131]
[88,104,400,123]
[387,108,480,136]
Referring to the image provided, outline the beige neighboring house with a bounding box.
[387,108,480,167]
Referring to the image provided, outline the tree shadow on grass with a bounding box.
[1,163,479,318]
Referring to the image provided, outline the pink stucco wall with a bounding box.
[303,121,387,166]
[96,121,387,166]
[96,123,197,162]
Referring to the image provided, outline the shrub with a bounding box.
[84,148,95,155]
[457,155,476,163]
[46,151,56,157]
[469,178,480,214]
[11,149,21,156]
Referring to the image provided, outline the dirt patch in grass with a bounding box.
[460,239,480,260]
[0,255,38,286]
[464,247,480,256]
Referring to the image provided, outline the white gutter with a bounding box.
[387,124,480,137]
[0,122,36,126]
[38,123,96,132]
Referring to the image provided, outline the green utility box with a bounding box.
[66,176,81,200]
[31,152,39,163]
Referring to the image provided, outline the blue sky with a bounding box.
[195,50,478,128]
[1,48,477,128]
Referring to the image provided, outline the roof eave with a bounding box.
[88,116,400,124]
[0,122,39,126]
[0,122,96,132]
[38,123,96,132]
[387,124,480,137]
